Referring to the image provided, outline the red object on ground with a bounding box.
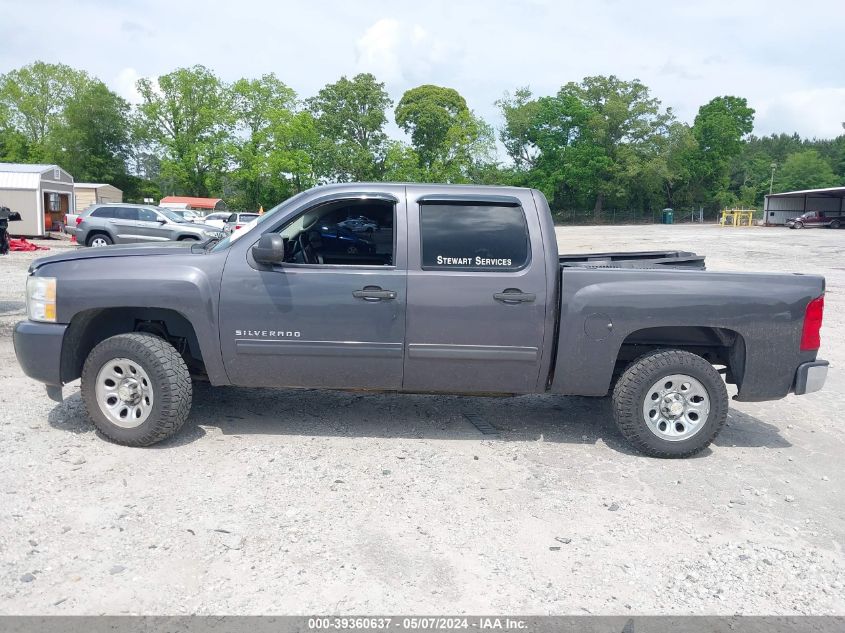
[71,235,77,243]
[9,238,49,252]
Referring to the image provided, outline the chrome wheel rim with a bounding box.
[642,373,710,442]
[90,237,109,247]
[94,358,154,428]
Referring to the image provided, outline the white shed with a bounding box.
[0,163,75,236]
[74,183,123,212]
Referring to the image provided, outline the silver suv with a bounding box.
[75,204,223,247]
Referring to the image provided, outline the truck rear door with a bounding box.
[402,187,549,394]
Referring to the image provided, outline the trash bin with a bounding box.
[661,208,674,224]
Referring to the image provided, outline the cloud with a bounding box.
[755,88,845,139]
[354,18,459,86]
[113,67,143,104]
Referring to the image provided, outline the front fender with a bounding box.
[41,250,229,385]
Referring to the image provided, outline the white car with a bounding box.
[223,212,260,234]
[202,212,233,230]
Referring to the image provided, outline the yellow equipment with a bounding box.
[720,209,755,227]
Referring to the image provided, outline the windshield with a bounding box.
[210,191,310,252]
[157,207,187,223]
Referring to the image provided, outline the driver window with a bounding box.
[277,199,394,266]
[138,208,158,222]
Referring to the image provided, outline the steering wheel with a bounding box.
[297,231,318,264]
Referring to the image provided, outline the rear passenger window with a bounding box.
[420,204,530,271]
[114,207,138,221]
[91,207,115,218]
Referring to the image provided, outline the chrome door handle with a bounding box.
[353,286,397,301]
[493,289,536,304]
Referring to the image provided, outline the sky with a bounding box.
[1,0,843,143]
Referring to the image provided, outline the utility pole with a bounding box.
[769,162,777,195]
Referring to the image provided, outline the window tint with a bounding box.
[420,204,530,271]
[114,207,138,221]
[275,199,395,266]
[90,207,115,218]
[137,208,159,222]
[226,213,237,223]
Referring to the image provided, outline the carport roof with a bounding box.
[159,195,224,209]
[767,186,845,198]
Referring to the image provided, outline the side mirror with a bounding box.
[252,233,285,265]
[158,218,167,224]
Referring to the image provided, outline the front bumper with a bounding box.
[13,320,67,388]
[793,360,828,395]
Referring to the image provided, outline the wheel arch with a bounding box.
[615,325,746,390]
[61,307,205,384]
[85,230,113,246]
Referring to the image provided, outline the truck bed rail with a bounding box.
[559,250,705,270]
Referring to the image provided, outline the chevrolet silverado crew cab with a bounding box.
[14,184,828,457]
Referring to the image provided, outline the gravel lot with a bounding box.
[0,225,843,615]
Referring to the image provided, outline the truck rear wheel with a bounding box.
[611,349,728,458]
[81,333,192,446]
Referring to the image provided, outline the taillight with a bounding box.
[800,295,824,351]
[235,224,242,230]
[75,216,83,225]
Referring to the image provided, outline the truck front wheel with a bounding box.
[81,333,192,446]
[611,350,728,458]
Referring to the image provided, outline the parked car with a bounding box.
[201,212,232,230]
[223,212,260,234]
[316,224,377,257]
[168,208,201,223]
[338,216,379,233]
[74,204,223,247]
[786,210,844,229]
[14,183,827,457]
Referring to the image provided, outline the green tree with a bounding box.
[495,87,541,170]
[136,65,232,196]
[307,73,392,182]
[774,150,839,192]
[50,81,131,182]
[498,77,672,218]
[562,76,673,218]
[228,74,316,209]
[0,61,91,159]
[395,84,496,182]
[688,96,755,205]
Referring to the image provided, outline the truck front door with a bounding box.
[402,188,548,394]
[218,190,407,390]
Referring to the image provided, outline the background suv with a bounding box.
[75,204,223,247]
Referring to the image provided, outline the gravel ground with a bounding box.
[0,225,843,615]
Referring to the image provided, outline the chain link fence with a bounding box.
[552,207,743,225]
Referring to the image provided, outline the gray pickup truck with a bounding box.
[13,184,828,457]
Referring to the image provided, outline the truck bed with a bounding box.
[559,250,705,270]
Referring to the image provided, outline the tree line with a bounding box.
[1,61,842,221]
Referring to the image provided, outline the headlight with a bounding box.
[27,276,57,323]
[202,230,222,238]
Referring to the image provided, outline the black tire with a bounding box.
[87,233,113,247]
[830,220,841,229]
[178,235,200,241]
[81,333,192,446]
[611,349,728,458]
